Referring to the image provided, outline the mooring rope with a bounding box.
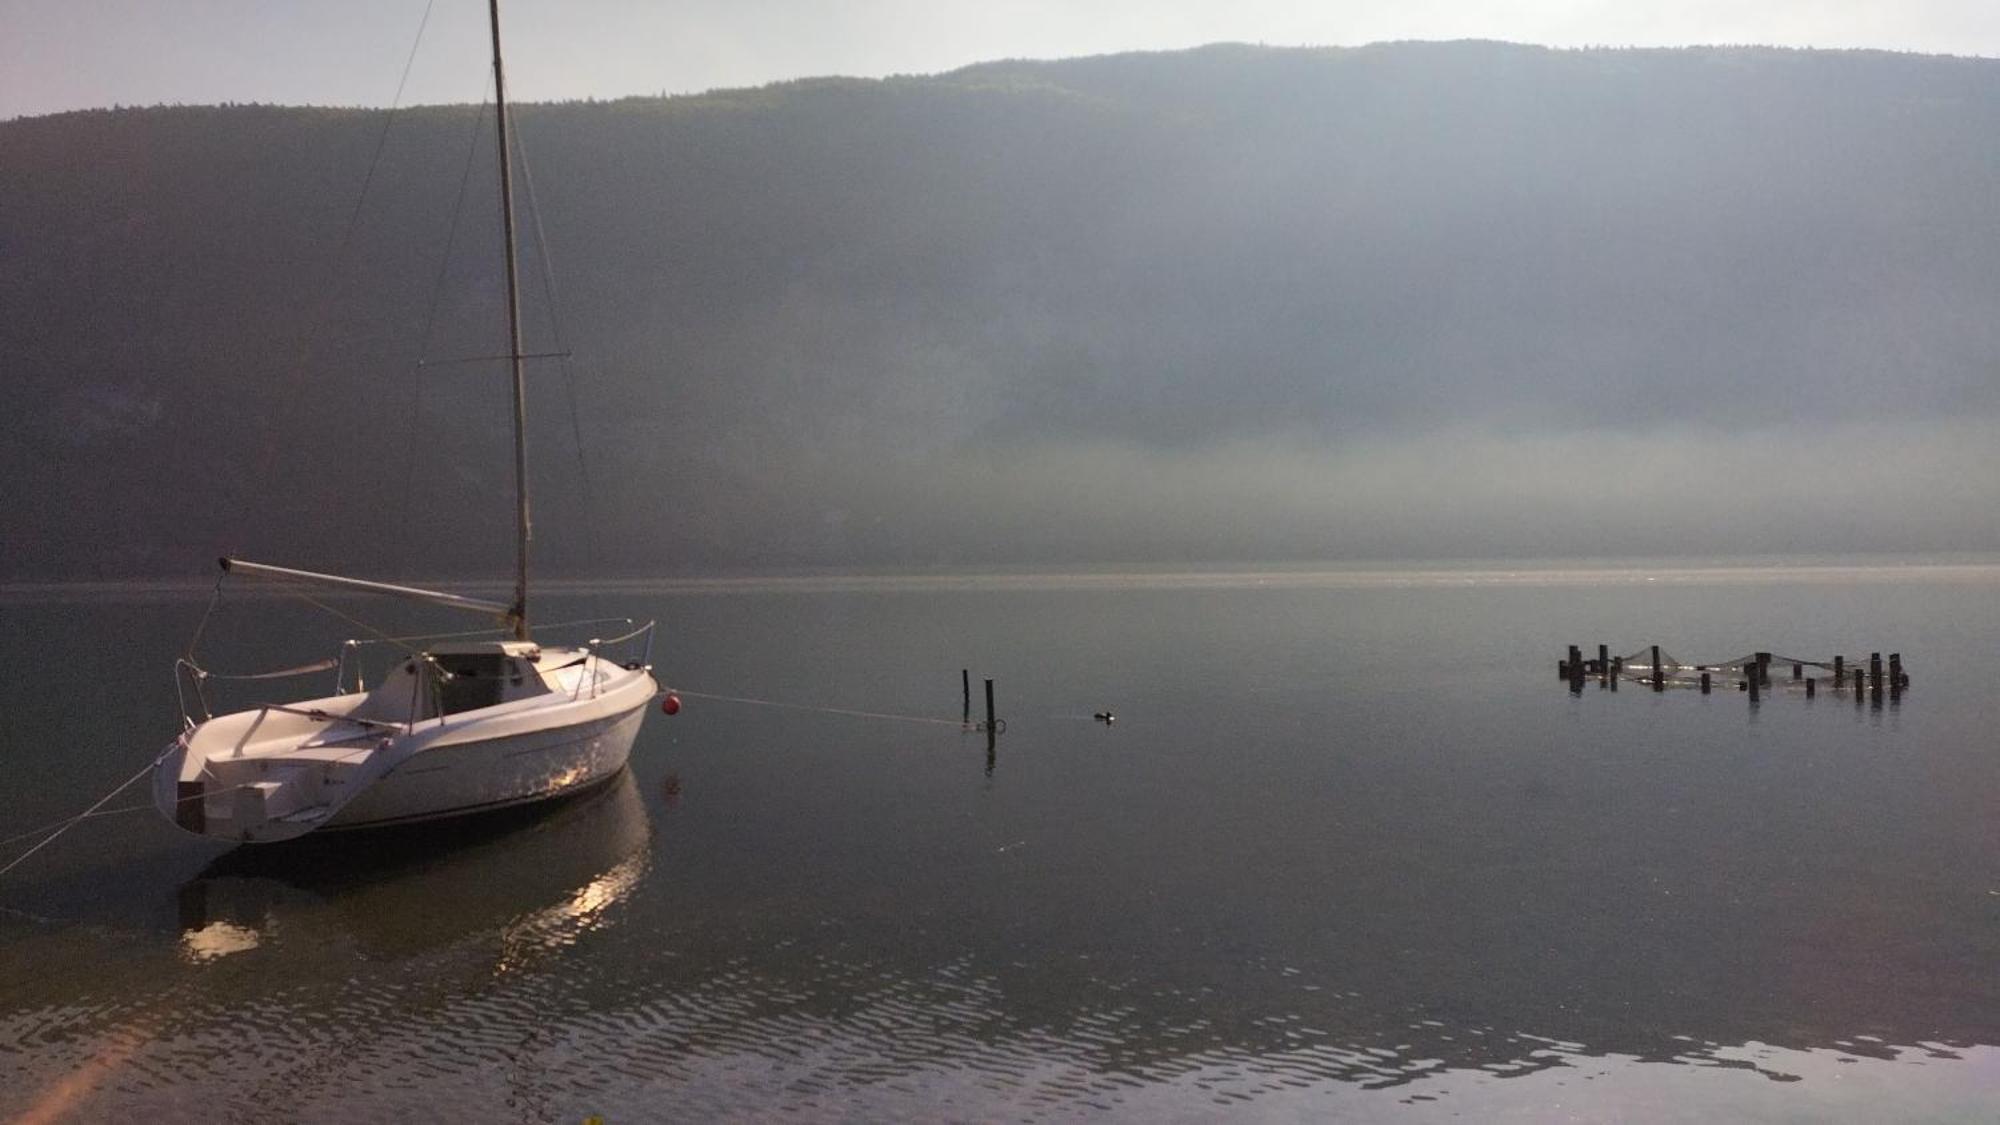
[0,683,983,877]
[0,726,399,878]
[0,754,166,879]
[664,687,979,730]
[0,803,155,851]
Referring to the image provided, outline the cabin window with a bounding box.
[433,653,508,715]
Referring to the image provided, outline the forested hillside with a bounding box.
[5,41,1999,578]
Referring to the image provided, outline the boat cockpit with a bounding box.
[352,640,557,724]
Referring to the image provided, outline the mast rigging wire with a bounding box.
[512,119,606,574]
[400,93,496,574]
[232,0,440,557]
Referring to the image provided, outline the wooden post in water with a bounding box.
[1598,643,1610,679]
[962,669,971,726]
[1650,645,1663,691]
[1870,652,1883,695]
[1610,657,1622,690]
[1805,677,1816,699]
[1791,662,1802,681]
[1748,668,1760,702]
[1755,652,1772,687]
[984,678,996,733]
[1889,653,1903,699]
[1833,654,1845,688]
[1700,671,1711,694]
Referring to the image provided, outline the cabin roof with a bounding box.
[428,639,542,659]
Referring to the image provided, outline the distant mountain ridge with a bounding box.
[5,41,1998,578]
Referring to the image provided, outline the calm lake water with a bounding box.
[2,562,1996,1121]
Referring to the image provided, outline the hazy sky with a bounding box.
[7,0,2000,120]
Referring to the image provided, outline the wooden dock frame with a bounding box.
[1559,642,1908,708]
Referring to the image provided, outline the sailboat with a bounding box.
[151,0,658,844]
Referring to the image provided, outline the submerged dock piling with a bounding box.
[981,677,1000,759]
[1557,645,1911,709]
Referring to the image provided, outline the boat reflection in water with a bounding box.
[174,766,651,969]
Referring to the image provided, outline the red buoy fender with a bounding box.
[661,692,681,716]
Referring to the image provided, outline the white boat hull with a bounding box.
[154,651,657,843]
[325,699,647,829]
[151,4,666,848]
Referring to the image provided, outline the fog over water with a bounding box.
[4,43,2000,576]
[716,421,2000,565]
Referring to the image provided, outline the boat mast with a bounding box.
[488,0,531,640]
